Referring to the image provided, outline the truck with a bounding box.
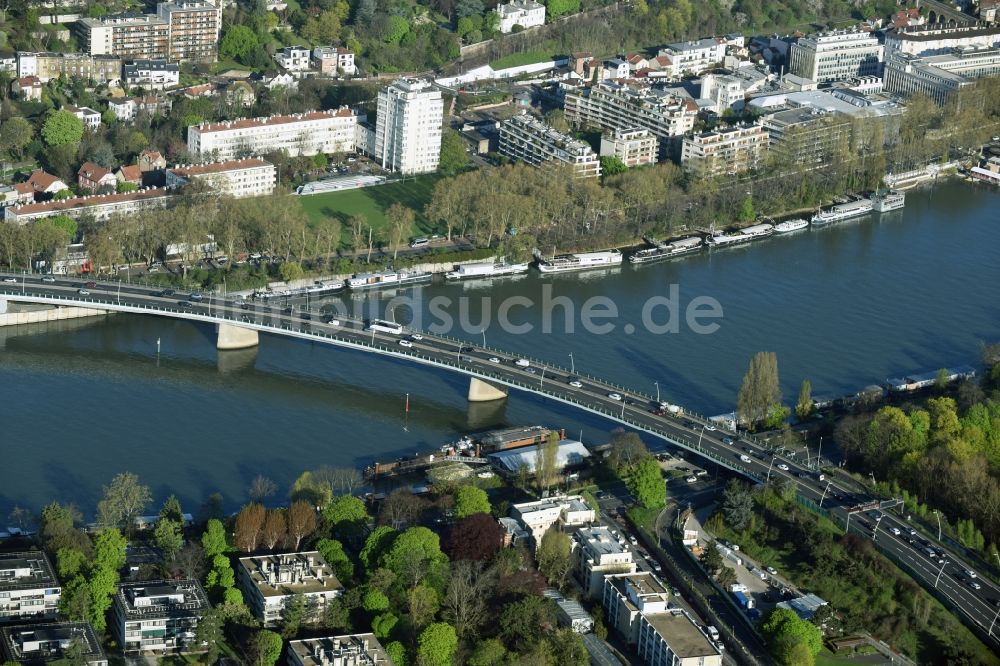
[732,591,755,610]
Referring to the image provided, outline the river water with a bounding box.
[1,180,997,516]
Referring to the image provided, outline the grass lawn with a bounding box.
[298,175,443,245]
[490,48,563,70]
[815,647,887,666]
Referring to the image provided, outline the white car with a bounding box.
[398,339,413,348]
[488,357,501,364]
[607,392,623,401]
[2,277,16,283]
[965,569,977,579]
[686,476,697,483]
[78,289,90,295]
[739,454,752,463]
[766,566,777,575]
[704,424,717,431]
[41,276,56,283]
[970,581,982,590]
[515,359,530,367]
[890,527,901,536]
[569,380,583,388]
[777,463,789,471]
[410,334,424,341]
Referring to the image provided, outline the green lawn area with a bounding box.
[490,48,563,70]
[298,175,442,245]
[816,647,886,666]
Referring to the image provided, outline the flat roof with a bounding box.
[0,552,58,591]
[238,551,343,598]
[5,188,169,216]
[0,621,105,663]
[192,108,356,134]
[490,440,591,473]
[169,158,272,176]
[114,579,209,619]
[643,611,719,658]
[576,526,629,556]
[288,634,391,665]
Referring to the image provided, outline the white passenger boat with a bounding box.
[445,261,530,280]
[629,237,703,264]
[346,269,431,290]
[810,198,873,226]
[871,190,905,213]
[536,250,623,273]
[773,219,809,234]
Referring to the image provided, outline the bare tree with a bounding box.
[174,542,207,580]
[443,560,495,638]
[287,500,317,550]
[249,475,278,504]
[235,503,267,553]
[261,509,287,551]
[330,468,364,496]
[379,489,421,530]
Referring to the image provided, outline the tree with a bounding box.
[408,584,439,630]
[499,595,555,647]
[445,513,503,562]
[607,430,650,476]
[96,472,151,532]
[454,485,490,518]
[701,542,724,574]
[249,474,278,503]
[628,459,666,509]
[220,25,259,61]
[417,622,458,666]
[202,518,228,558]
[379,488,421,530]
[600,156,627,177]
[386,203,414,261]
[438,129,468,176]
[545,0,580,19]
[551,629,588,666]
[262,509,287,551]
[738,196,756,223]
[316,538,354,581]
[282,593,310,637]
[383,526,449,589]
[795,379,813,421]
[737,351,781,429]
[235,503,267,553]
[721,479,754,531]
[280,261,304,283]
[535,431,561,492]
[468,639,507,666]
[329,467,364,496]
[442,560,494,638]
[372,611,398,639]
[360,526,396,574]
[363,587,390,612]
[323,494,369,532]
[154,518,183,560]
[287,500,317,550]
[761,608,822,666]
[385,641,409,666]
[250,629,283,666]
[0,117,33,158]
[536,527,571,588]
[384,15,409,43]
[194,608,225,665]
[42,110,84,147]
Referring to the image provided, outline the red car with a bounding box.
[85,281,97,288]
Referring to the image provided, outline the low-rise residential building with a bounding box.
[123,59,180,89]
[236,551,343,627]
[564,80,698,158]
[789,29,884,83]
[599,128,657,167]
[499,113,601,177]
[0,184,34,207]
[637,608,722,666]
[982,0,999,23]
[497,0,546,33]
[657,37,727,76]
[65,105,102,131]
[603,58,630,80]
[275,45,312,72]
[572,526,636,598]
[108,96,171,122]
[139,149,167,172]
[188,108,362,160]
[884,23,1000,57]
[0,553,61,622]
[0,622,107,665]
[510,495,596,546]
[23,169,68,196]
[16,52,121,84]
[603,572,671,645]
[680,124,768,177]
[883,46,1000,103]
[4,188,172,224]
[12,76,43,100]
[312,46,356,76]
[287,634,392,666]
[78,162,117,191]
[554,596,594,633]
[115,164,143,186]
[165,158,276,198]
[112,580,209,655]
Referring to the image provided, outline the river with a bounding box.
[1,180,997,516]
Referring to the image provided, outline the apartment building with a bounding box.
[108,95,172,122]
[76,14,170,60]
[761,107,852,167]
[156,0,222,62]
[603,572,671,645]
[680,124,768,178]
[657,37,726,76]
[883,46,1000,103]
[885,24,1000,56]
[599,128,657,167]
[236,552,343,627]
[497,0,546,33]
[65,105,102,131]
[789,30,884,83]
[698,73,746,113]
[510,495,596,546]
[0,622,107,665]
[0,553,61,622]
[572,526,636,598]
[275,45,311,72]
[637,608,723,666]
[188,108,362,160]
[287,634,392,666]
[499,113,601,177]
[112,580,209,655]
[123,59,180,89]
[16,52,121,83]
[4,188,172,224]
[165,158,276,198]
[373,78,443,174]
[312,46,356,76]
[564,80,698,158]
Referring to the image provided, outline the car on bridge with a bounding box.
[515,359,530,367]
[2,277,16,283]
[78,289,89,295]
[607,392,623,401]
[189,293,203,302]
[739,454,752,463]
[410,334,424,341]
[704,424,717,431]
[399,340,413,348]
[489,357,501,364]
[41,276,55,283]
[777,463,789,471]
[569,380,583,388]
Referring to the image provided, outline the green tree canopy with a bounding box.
[0,117,33,158]
[220,25,259,61]
[438,129,469,176]
[252,629,283,666]
[417,622,458,666]
[737,351,781,428]
[536,527,571,587]
[545,0,580,19]
[323,494,368,531]
[384,15,410,43]
[628,458,666,509]
[41,110,84,147]
[600,156,627,177]
[761,607,822,666]
[454,485,491,518]
[795,379,813,420]
[202,518,228,558]
[316,538,355,582]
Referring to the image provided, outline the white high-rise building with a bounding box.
[373,78,443,175]
[789,29,884,83]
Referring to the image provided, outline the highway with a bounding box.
[2,271,999,650]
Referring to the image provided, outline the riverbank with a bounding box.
[0,302,110,327]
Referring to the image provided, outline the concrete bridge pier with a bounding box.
[216,323,259,350]
[468,377,508,402]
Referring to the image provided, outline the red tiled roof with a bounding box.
[192,108,356,134]
[9,188,170,215]
[16,76,42,87]
[169,158,271,177]
[13,183,34,195]
[141,149,164,161]
[78,162,113,182]
[117,164,142,182]
[27,169,63,192]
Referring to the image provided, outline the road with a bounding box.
[2,271,998,649]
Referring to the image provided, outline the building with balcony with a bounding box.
[64,105,102,131]
[602,572,671,645]
[599,128,657,167]
[885,23,1000,56]
[637,608,723,666]
[789,30,884,83]
[510,495,596,547]
[499,113,601,177]
[370,78,443,174]
[275,46,312,72]
[4,188,172,224]
[236,552,343,627]
[112,580,209,655]
[572,526,636,598]
[497,0,546,33]
[312,47,356,76]
[0,622,107,665]
[657,37,727,76]
[761,107,852,168]
[0,553,60,622]
[564,80,698,158]
[188,108,362,160]
[883,46,1000,103]
[165,158,276,198]
[76,13,170,60]
[156,0,221,62]
[16,52,121,83]
[287,634,392,666]
[680,124,768,178]
[123,59,180,89]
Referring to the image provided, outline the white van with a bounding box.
[515,359,531,367]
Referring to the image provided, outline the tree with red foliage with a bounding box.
[445,513,504,562]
